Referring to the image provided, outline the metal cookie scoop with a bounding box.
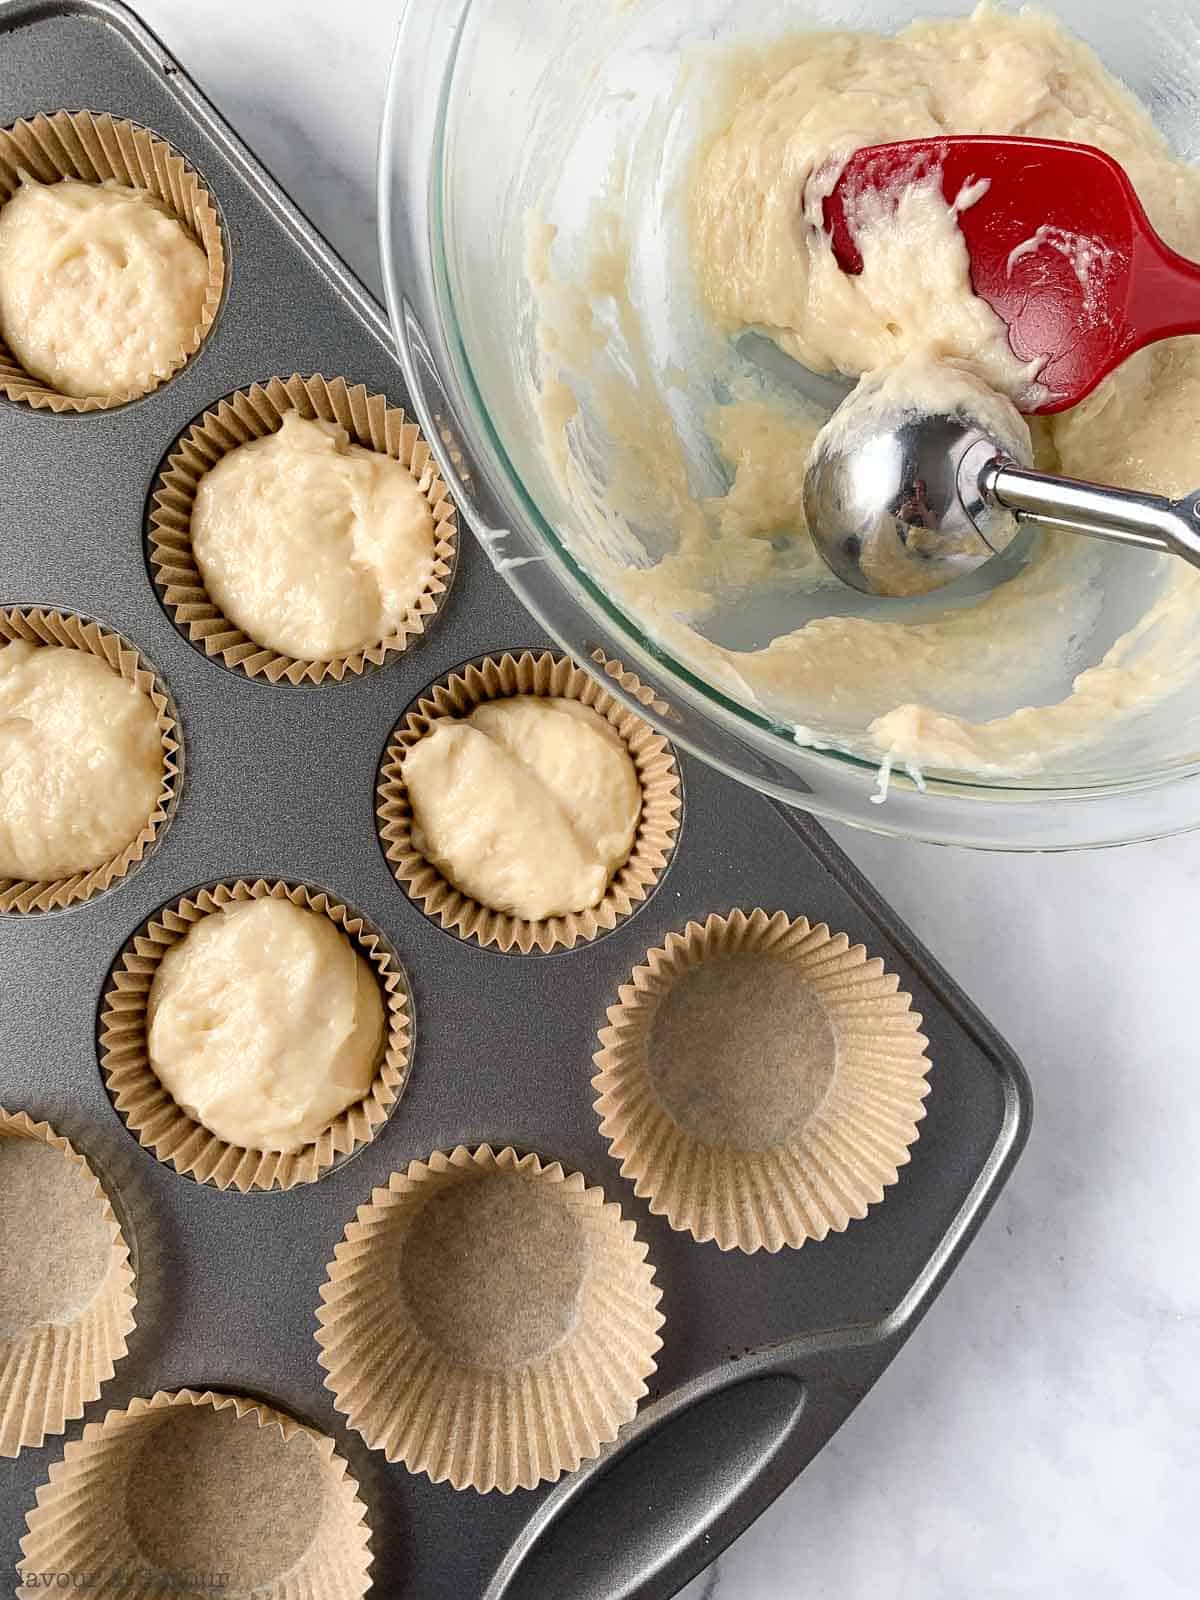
[803,400,1200,598]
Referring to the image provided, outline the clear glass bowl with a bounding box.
[379,0,1200,848]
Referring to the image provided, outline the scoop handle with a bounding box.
[974,456,1200,567]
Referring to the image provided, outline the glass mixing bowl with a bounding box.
[379,0,1200,848]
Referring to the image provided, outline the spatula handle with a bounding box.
[1128,227,1200,349]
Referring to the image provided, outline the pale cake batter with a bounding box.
[695,97,1045,409]
[146,898,385,1154]
[0,642,163,881]
[403,695,642,920]
[0,177,208,399]
[527,5,1200,783]
[191,411,437,660]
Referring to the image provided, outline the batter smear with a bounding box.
[528,5,1200,785]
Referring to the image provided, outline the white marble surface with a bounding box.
[135,2,1199,1594]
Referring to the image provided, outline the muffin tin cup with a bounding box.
[17,1387,373,1599]
[147,373,459,685]
[315,1144,664,1494]
[0,1108,136,1457]
[592,909,933,1253]
[0,607,182,915]
[98,879,412,1193]
[0,110,225,411]
[376,650,682,954]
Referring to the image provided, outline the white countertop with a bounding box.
[134,3,1199,1594]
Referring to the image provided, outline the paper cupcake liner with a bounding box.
[316,1144,664,1493]
[147,373,458,685]
[0,1109,136,1457]
[588,647,675,721]
[0,111,225,411]
[17,1388,372,1599]
[376,650,681,953]
[0,607,182,915]
[593,909,932,1253]
[98,879,411,1192]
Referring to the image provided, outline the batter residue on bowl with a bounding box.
[525,3,1200,789]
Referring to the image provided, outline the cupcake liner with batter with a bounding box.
[0,111,225,410]
[593,909,933,1252]
[588,646,675,720]
[0,1109,136,1456]
[316,1144,664,1493]
[376,650,681,953]
[0,607,182,915]
[17,1388,372,1599]
[147,374,458,684]
[98,879,411,1192]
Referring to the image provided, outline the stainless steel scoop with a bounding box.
[803,402,1200,597]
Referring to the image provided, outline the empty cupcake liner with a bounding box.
[376,650,681,953]
[0,111,224,411]
[593,909,932,1253]
[147,373,458,684]
[0,1108,136,1457]
[316,1144,664,1493]
[98,879,411,1192]
[17,1387,372,1599]
[0,607,182,915]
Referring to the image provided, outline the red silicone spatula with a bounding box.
[822,135,1200,414]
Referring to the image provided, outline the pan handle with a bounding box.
[487,1333,894,1600]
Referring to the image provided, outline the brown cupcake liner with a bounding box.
[0,111,224,411]
[0,1108,136,1457]
[98,879,411,1192]
[376,649,681,953]
[593,909,932,1253]
[17,1387,372,1599]
[316,1144,664,1493]
[0,607,182,914]
[588,647,675,721]
[147,373,459,684]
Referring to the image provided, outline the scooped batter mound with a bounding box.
[0,177,208,400]
[527,4,1200,784]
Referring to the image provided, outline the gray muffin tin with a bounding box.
[0,3,1032,1596]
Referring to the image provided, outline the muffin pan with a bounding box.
[0,3,1032,1597]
